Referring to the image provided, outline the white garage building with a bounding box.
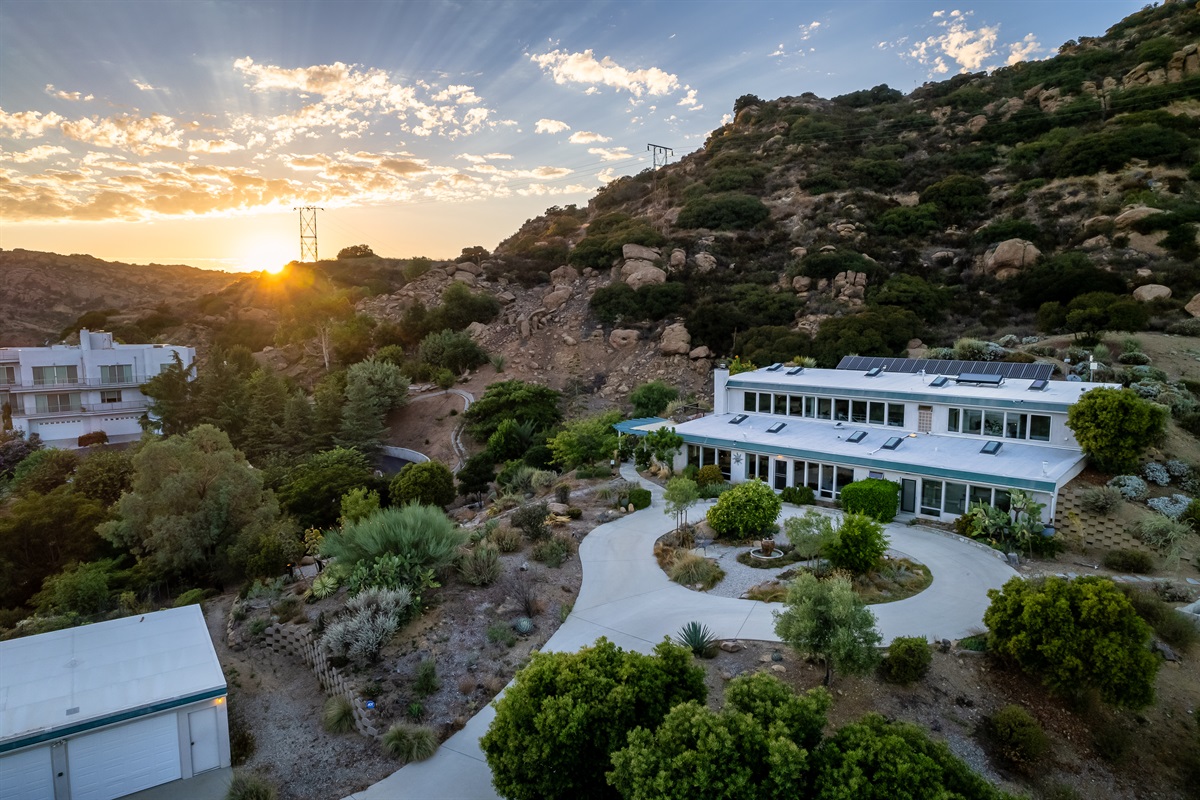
[0,606,231,800]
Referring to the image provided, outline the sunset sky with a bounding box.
[0,0,1143,272]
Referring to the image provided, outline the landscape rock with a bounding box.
[792,275,813,294]
[689,346,712,360]
[719,640,743,653]
[609,329,640,349]
[983,239,1040,279]
[466,321,489,339]
[659,323,691,356]
[1186,293,1200,318]
[542,287,572,311]
[497,291,516,305]
[626,266,668,290]
[967,114,988,133]
[622,243,661,262]
[1133,284,1172,303]
[1114,206,1162,228]
[546,502,570,515]
[693,252,718,272]
[549,265,579,284]
[1153,640,1179,663]
[620,258,658,278]
[669,248,686,270]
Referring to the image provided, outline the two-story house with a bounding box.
[665,357,1117,523]
[1,329,194,449]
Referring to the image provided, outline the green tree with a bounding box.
[663,476,700,531]
[140,352,195,436]
[336,358,409,457]
[706,479,782,538]
[100,425,297,585]
[464,380,562,441]
[11,448,79,495]
[0,430,43,479]
[919,174,990,222]
[280,390,317,456]
[643,427,684,474]
[811,308,924,367]
[608,673,831,800]
[630,381,679,417]
[192,350,251,444]
[1066,387,1168,474]
[0,485,109,608]
[774,572,882,686]
[339,487,381,524]
[418,329,488,374]
[456,453,495,499]
[242,368,289,462]
[275,447,376,529]
[486,418,537,462]
[549,411,622,469]
[337,244,375,259]
[983,576,1159,709]
[312,371,348,449]
[825,514,889,575]
[869,275,949,323]
[72,448,134,506]
[813,714,1014,800]
[389,461,456,508]
[481,637,706,800]
[34,559,116,616]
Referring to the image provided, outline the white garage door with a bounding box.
[0,746,54,800]
[68,714,181,800]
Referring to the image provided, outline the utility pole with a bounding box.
[294,206,323,263]
[647,143,673,236]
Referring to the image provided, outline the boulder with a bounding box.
[609,329,639,349]
[1114,206,1162,228]
[452,271,477,286]
[967,114,988,133]
[455,261,481,275]
[659,323,691,356]
[689,345,711,360]
[983,239,1040,279]
[626,266,667,290]
[669,248,686,270]
[542,287,572,311]
[547,502,570,515]
[1186,293,1200,318]
[792,275,813,293]
[466,321,489,339]
[620,258,658,277]
[1133,284,1172,303]
[693,252,717,272]
[622,243,661,262]
[497,291,516,305]
[550,265,580,284]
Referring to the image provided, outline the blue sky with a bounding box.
[0,0,1145,270]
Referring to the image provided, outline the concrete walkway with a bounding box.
[345,466,1017,799]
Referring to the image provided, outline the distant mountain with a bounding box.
[0,249,236,346]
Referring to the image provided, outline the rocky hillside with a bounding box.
[0,249,236,346]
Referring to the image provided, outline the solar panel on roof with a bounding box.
[930,375,949,388]
[847,430,867,443]
[836,356,1053,381]
[730,414,748,425]
[981,441,1003,455]
[767,421,787,434]
[881,437,903,450]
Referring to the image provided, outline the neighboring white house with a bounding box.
[0,329,194,449]
[666,358,1118,523]
[0,605,231,800]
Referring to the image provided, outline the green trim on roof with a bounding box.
[0,687,227,754]
[727,379,1074,414]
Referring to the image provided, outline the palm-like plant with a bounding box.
[675,620,719,658]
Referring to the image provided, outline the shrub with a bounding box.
[984,576,1159,708]
[697,481,731,499]
[825,513,889,575]
[667,551,725,590]
[1136,516,1193,563]
[775,572,882,686]
[76,430,109,448]
[630,381,679,417]
[417,329,488,374]
[225,771,278,800]
[382,723,438,761]
[1081,486,1124,514]
[706,479,782,538]
[487,623,517,647]
[838,479,900,522]
[1107,475,1148,501]
[320,587,412,662]
[1067,388,1168,474]
[414,658,440,696]
[459,542,501,586]
[676,193,770,230]
[322,696,356,734]
[1142,461,1171,487]
[321,503,466,575]
[512,502,550,541]
[1147,494,1193,520]
[780,485,815,505]
[173,587,209,608]
[629,487,652,510]
[389,461,457,508]
[1102,549,1154,574]
[695,464,724,486]
[532,534,574,568]
[881,636,932,684]
[1119,585,1199,653]
[674,620,719,657]
[987,705,1050,769]
[488,526,524,553]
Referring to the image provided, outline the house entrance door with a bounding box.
[901,479,917,514]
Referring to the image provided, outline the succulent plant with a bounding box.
[512,616,535,635]
[675,620,718,658]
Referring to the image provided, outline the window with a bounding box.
[744,393,756,412]
[687,445,700,468]
[767,421,787,434]
[868,402,885,426]
[981,440,1003,455]
[774,394,788,415]
[851,400,868,424]
[888,404,905,427]
[747,454,770,480]
[788,395,804,417]
[994,490,1011,512]
[930,375,949,388]
[846,430,867,443]
[717,449,732,481]
[921,480,943,516]
[774,458,788,490]
[804,396,816,418]
[817,398,832,420]
[100,390,122,404]
[944,482,967,515]
[100,364,133,384]
[865,366,883,377]
[882,437,903,450]
[947,408,960,432]
[836,466,853,495]
[969,485,993,507]
[982,410,1004,437]
[918,405,932,433]
[868,470,884,480]
[34,392,79,413]
[730,414,748,425]
[32,365,78,386]
[760,393,773,413]
[1029,415,1051,441]
[1005,413,1027,440]
[820,464,835,499]
[963,408,983,435]
[0,366,14,386]
[834,399,850,422]
[1029,379,1048,391]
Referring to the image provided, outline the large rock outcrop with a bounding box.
[983,239,1040,279]
[659,323,691,356]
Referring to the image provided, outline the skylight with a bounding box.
[847,430,867,443]
[787,366,804,375]
[766,363,783,372]
[957,372,1004,386]
[981,441,1003,455]
[730,414,748,425]
[930,376,949,388]
[1029,379,1048,391]
[881,437,903,450]
[865,366,882,377]
[767,422,787,434]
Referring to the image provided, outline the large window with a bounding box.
[35,392,80,413]
[920,480,943,516]
[32,365,78,386]
[948,407,1053,442]
[100,364,133,384]
[736,390,904,428]
[687,445,732,481]
[0,366,15,386]
[746,454,770,481]
[100,390,122,404]
[817,398,832,420]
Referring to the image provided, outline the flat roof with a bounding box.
[674,412,1085,492]
[0,605,225,752]
[727,366,1117,413]
[613,417,670,435]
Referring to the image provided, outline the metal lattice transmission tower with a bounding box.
[647,143,673,234]
[294,206,323,263]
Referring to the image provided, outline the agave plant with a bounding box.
[675,620,718,658]
[307,572,339,603]
[512,616,535,635]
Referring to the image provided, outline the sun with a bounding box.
[237,238,291,274]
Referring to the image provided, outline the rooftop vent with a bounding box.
[956,372,1004,386]
[766,363,783,372]
[981,440,1003,455]
[767,421,787,434]
[881,437,903,451]
[1029,379,1048,391]
[865,366,882,377]
[847,430,867,443]
[929,376,949,388]
[730,414,748,425]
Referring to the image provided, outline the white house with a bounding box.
[0,605,231,800]
[0,329,194,449]
[666,358,1118,523]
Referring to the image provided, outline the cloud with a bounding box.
[0,145,70,163]
[1007,33,1043,65]
[0,108,64,139]
[568,131,610,144]
[132,80,166,93]
[535,118,570,134]
[587,146,632,162]
[677,88,700,107]
[186,138,243,154]
[799,21,821,40]
[530,49,680,97]
[907,9,1036,75]
[60,113,184,155]
[45,85,93,102]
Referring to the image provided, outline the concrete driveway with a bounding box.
[345,466,1017,799]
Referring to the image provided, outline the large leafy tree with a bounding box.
[389,460,456,508]
[706,479,781,538]
[140,351,196,436]
[983,576,1159,709]
[72,448,135,506]
[548,411,622,469]
[464,380,562,441]
[100,425,297,585]
[336,358,409,457]
[241,368,289,462]
[824,513,889,575]
[0,430,42,479]
[608,673,831,800]
[1066,387,1167,474]
[481,637,706,800]
[275,447,377,529]
[774,572,882,686]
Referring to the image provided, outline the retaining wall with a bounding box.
[1054,485,1195,566]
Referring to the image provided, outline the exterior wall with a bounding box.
[2,329,194,449]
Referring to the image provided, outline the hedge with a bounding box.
[839,478,900,522]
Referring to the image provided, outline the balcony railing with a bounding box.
[9,374,151,390]
[12,400,149,419]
